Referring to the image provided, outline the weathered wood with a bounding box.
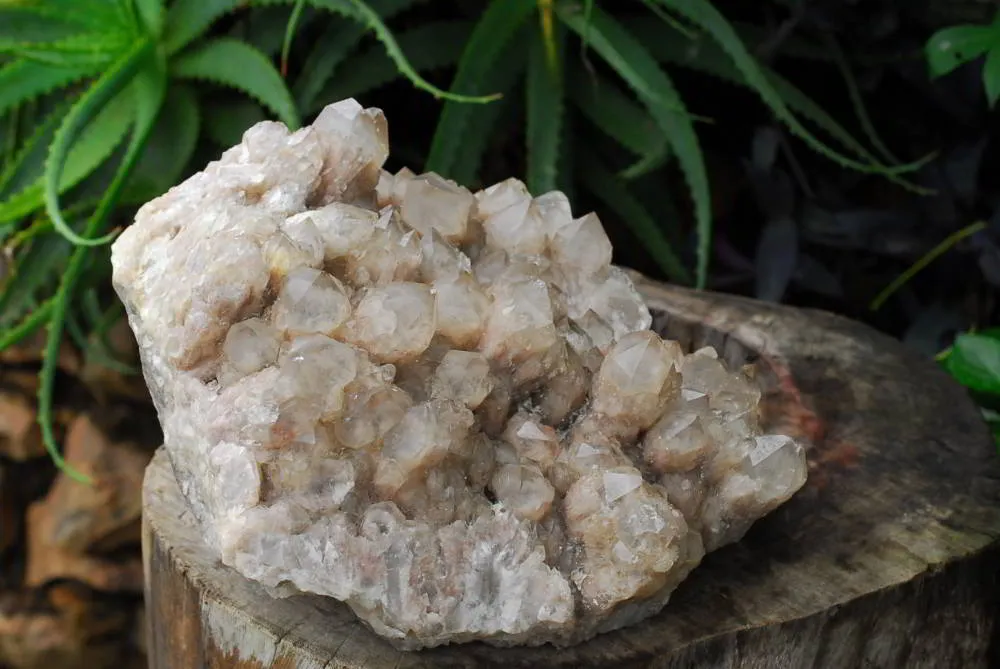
[143,276,1000,669]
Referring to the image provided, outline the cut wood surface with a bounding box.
[143,276,1000,669]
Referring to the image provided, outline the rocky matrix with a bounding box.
[111,99,808,650]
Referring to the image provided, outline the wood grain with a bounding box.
[143,277,1000,669]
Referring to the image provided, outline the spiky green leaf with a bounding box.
[294,0,422,111]
[316,20,472,111]
[434,30,528,187]
[0,296,54,353]
[0,5,89,43]
[3,0,127,29]
[628,19,933,190]
[567,66,668,178]
[651,0,928,180]
[0,91,133,227]
[0,100,68,199]
[556,107,575,202]
[448,82,520,188]
[280,0,308,76]
[825,36,899,166]
[526,26,565,194]
[129,84,200,195]
[243,5,303,58]
[303,0,499,104]
[3,30,130,68]
[45,37,154,246]
[0,233,71,327]
[39,46,167,484]
[134,0,165,36]
[295,21,369,110]
[558,4,712,288]
[578,149,691,284]
[164,0,243,54]
[426,0,535,177]
[90,45,168,234]
[171,36,299,128]
[0,58,97,118]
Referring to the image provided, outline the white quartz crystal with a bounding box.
[111,99,808,650]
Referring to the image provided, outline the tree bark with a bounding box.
[142,276,1000,669]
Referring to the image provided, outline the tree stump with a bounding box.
[142,276,1000,669]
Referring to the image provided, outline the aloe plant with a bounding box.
[0,0,491,481]
[0,0,935,480]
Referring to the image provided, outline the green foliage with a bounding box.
[0,0,493,480]
[0,0,947,478]
[416,0,924,292]
[923,12,1000,447]
[170,37,300,127]
[942,331,1000,396]
[525,24,566,195]
[939,331,1000,449]
[926,9,1000,107]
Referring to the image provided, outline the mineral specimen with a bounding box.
[111,98,808,649]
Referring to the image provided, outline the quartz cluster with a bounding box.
[111,99,808,649]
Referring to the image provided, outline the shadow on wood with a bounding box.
[142,277,1000,669]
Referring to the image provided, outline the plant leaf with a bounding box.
[1,0,128,30]
[449,72,523,187]
[134,0,165,36]
[0,90,133,227]
[302,0,500,104]
[870,220,987,311]
[577,148,691,284]
[0,58,97,118]
[39,46,167,484]
[0,99,69,199]
[628,18,933,191]
[241,5,304,58]
[926,24,997,78]
[426,0,535,177]
[0,5,91,43]
[567,65,668,178]
[164,0,243,55]
[649,0,926,181]
[295,21,368,110]
[89,48,168,237]
[0,232,71,327]
[280,0,308,76]
[526,25,565,194]
[45,37,154,247]
[556,106,575,202]
[316,20,472,111]
[129,83,200,195]
[0,296,54,353]
[294,0,420,111]
[558,4,712,288]
[2,32,128,69]
[171,36,300,129]
[944,332,1000,395]
[825,35,899,166]
[432,28,529,186]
